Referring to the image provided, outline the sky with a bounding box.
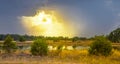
[0,0,120,37]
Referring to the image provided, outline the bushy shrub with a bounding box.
[72,37,79,42]
[57,45,63,50]
[19,36,26,42]
[30,39,48,56]
[89,36,112,56]
[3,35,17,53]
[54,45,63,56]
[73,44,77,49]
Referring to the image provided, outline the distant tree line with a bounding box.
[0,27,120,43]
[0,34,88,42]
[0,34,42,41]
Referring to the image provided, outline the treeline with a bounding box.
[0,27,120,43]
[0,34,88,42]
[0,34,35,41]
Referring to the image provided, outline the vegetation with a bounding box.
[0,28,120,63]
[72,37,79,42]
[3,35,17,53]
[108,28,120,43]
[89,36,112,56]
[0,34,88,41]
[0,49,119,64]
[30,39,48,56]
[19,36,26,42]
[0,34,37,41]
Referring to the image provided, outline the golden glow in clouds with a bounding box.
[21,10,75,37]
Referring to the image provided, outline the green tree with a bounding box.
[19,36,26,42]
[72,37,79,42]
[30,39,48,56]
[108,28,120,43]
[3,35,17,53]
[89,36,112,56]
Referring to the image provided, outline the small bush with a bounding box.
[19,36,26,42]
[55,45,63,56]
[3,35,17,53]
[57,45,63,50]
[73,44,77,49]
[89,36,112,56]
[30,39,48,56]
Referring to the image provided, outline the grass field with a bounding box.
[0,49,120,64]
[0,40,120,64]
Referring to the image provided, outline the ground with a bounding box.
[0,49,120,64]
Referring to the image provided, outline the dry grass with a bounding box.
[47,40,93,46]
[48,49,120,64]
[0,49,120,64]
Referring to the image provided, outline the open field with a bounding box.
[0,40,120,64]
[0,49,119,64]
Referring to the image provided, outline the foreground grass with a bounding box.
[0,49,120,64]
[49,49,120,64]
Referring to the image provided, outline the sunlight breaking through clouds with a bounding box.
[20,10,76,37]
